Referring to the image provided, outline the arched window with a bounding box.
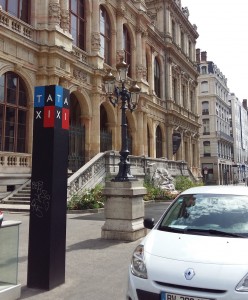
[182,84,187,107]
[147,125,150,157]
[69,94,85,171]
[156,126,162,158]
[172,77,178,103]
[171,20,176,42]
[188,40,192,59]
[123,25,131,77]
[146,54,149,82]
[70,0,85,50]
[100,6,111,65]
[0,72,28,152]
[180,30,185,52]
[0,0,30,23]
[100,105,112,152]
[154,57,161,98]
[190,90,194,112]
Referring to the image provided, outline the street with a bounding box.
[4,202,170,300]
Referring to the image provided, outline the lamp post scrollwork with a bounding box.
[103,57,141,182]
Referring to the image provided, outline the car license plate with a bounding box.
[161,291,211,300]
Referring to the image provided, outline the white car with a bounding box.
[127,185,248,300]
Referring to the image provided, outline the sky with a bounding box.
[181,0,248,101]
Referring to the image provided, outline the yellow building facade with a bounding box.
[0,0,201,190]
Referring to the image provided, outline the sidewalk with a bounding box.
[3,202,169,300]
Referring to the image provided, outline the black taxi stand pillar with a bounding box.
[27,85,70,290]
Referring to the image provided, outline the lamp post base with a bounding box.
[112,156,137,182]
[101,180,147,241]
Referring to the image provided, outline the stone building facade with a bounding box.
[0,0,201,191]
[228,94,248,183]
[197,50,234,185]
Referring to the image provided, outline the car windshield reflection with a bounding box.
[158,194,248,237]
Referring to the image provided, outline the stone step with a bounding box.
[4,199,30,205]
[7,194,30,198]
[5,185,31,204]
[8,195,29,198]
[18,190,31,194]
[0,203,30,212]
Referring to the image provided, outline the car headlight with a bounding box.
[236,273,248,291]
[130,244,148,279]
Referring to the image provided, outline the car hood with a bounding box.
[144,229,248,265]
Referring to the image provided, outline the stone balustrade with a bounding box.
[0,152,32,170]
[66,151,194,200]
[0,9,34,39]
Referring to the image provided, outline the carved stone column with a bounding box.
[167,126,174,160]
[136,110,144,156]
[136,26,143,81]
[116,7,124,60]
[91,32,101,54]
[166,57,173,100]
[142,32,148,82]
[60,0,69,31]
[90,94,101,158]
[91,1,101,58]
[48,0,60,28]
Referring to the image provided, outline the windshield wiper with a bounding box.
[159,226,245,238]
[207,229,245,238]
[186,228,245,238]
[159,226,185,233]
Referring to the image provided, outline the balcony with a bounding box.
[0,9,34,41]
[216,131,234,143]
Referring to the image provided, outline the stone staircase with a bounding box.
[0,151,198,212]
[0,180,31,212]
[7,182,31,205]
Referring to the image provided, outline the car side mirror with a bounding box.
[144,218,155,229]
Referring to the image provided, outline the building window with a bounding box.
[190,90,194,112]
[156,126,162,158]
[0,0,30,23]
[201,66,207,74]
[202,118,210,135]
[203,141,211,157]
[123,25,131,78]
[180,30,184,52]
[182,84,187,108]
[0,72,28,153]
[200,81,208,93]
[70,0,85,50]
[100,6,111,65]
[146,54,149,82]
[154,57,161,98]
[173,77,178,103]
[188,40,192,59]
[202,101,209,115]
[172,20,176,42]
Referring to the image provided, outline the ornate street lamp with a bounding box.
[103,57,141,181]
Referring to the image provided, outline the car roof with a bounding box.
[180,185,248,196]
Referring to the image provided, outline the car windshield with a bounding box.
[158,193,248,237]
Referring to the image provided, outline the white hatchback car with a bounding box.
[127,185,248,300]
